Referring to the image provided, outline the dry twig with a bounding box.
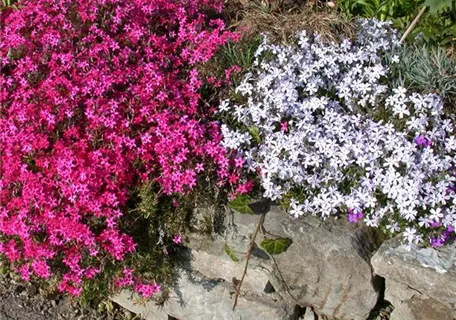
[232,210,265,310]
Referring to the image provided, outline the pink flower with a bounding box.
[31,260,51,279]
[19,265,31,281]
[0,0,240,298]
[115,268,134,288]
[195,163,204,172]
[173,234,182,244]
[135,283,161,298]
[234,158,244,168]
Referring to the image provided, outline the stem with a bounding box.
[270,254,297,301]
[232,211,265,310]
[399,6,427,44]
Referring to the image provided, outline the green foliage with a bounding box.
[228,195,255,214]
[387,44,456,98]
[338,0,456,45]
[338,0,419,21]
[425,0,454,13]
[248,126,261,144]
[414,3,456,45]
[260,237,292,255]
[201,36,261,92]
[219,37,262,71]
[224,243,240,262]
[1,0,19,9]
[136,181,159,219]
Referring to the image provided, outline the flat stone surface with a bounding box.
[371,237,456,315]
[112,270,293,320]
[186,207,273,294]
[385,280,454,320]
[189,247,271,293]
[251,205,381,320]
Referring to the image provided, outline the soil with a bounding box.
[0,273,139,320]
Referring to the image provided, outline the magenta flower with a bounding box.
[430,221,442,228]
[280,121,289,133]
[135,283,161,298]
[0,0,240,297]
[173,234,183,245]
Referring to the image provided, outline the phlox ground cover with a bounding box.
[220,20,456,250]
[0,0,246,298]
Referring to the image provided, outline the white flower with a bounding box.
[403,227,417,243]
[365,215,379,227]
[429,207,444,222]
[445,136,456,152]
[386,223,400,233]
[221,20,455,246]
[418,216,431,228]
[218,99,230,112]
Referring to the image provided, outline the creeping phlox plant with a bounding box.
[220,20,456,249]
[0,0,242,297]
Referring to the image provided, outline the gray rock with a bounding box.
[188,204,382,320]
[114,204,381,320]
[26,285,37,296]
[257,206,381,320]
[111,270,293,320]
[371,237,456,319]
[302,308,317,320]
[189,247,271,293]
[185,209,272,294]
[385,281,453,320]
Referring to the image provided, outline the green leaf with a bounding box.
[248,126,261,144]
[228,195,254,214]
[224,243,240,262]
[260,238,292,255]
[424,0,453,14]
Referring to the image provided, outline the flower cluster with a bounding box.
[0,0,238,296]
[220,20,456,248]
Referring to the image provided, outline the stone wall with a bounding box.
[112,204,456,320]
[371,237,456,320]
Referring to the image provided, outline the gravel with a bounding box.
[0,273,140,320]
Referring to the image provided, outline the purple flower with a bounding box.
[414,134,432,148]
[441,226,455,243]
[348,208,364,223]
[430,237,445,248]
[430,221,441,228]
